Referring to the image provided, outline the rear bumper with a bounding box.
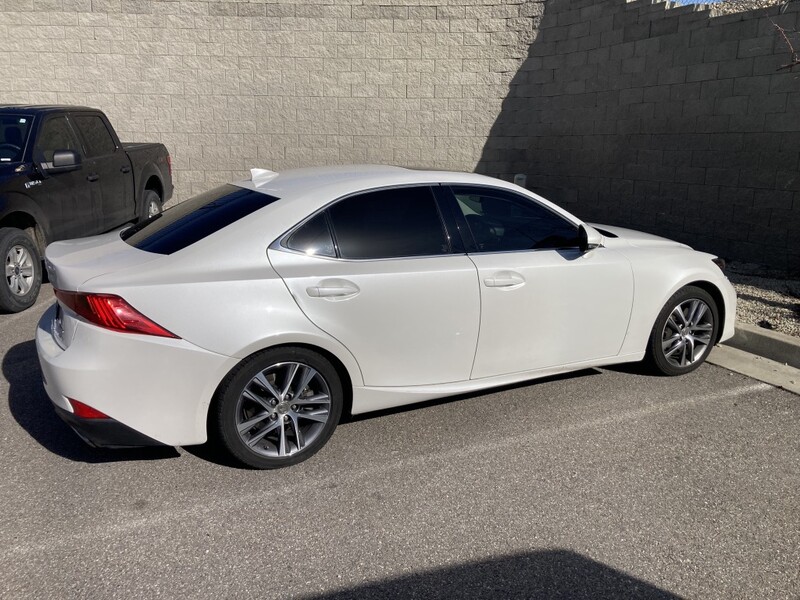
[53,405,163,448]
[36,304,239,447]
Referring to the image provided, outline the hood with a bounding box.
[589,223,692,250]
[45,229,163,291]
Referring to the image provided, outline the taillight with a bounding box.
[166,154,172,177]
[54,290,179,338]
[68,398,109,419]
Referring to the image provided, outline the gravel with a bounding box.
[725,262,800,338]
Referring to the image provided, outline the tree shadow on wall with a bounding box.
[476,0,798,268]
[300,549,683,600]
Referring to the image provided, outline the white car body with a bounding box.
[36,165,736,449]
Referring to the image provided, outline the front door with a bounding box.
[33,115,95,240]
[446,185,634,379]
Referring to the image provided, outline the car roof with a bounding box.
[0,105,97,114]
[233,164,515,200]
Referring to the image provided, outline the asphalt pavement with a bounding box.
[0,285,798,599]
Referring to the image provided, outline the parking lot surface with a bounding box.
[1,286,798,599]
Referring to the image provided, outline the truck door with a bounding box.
[32,115,95,240]
[71,113,134,232]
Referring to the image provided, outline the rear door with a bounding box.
[446,185,634,379]
[268,185,480,387]
[71,112,134,231]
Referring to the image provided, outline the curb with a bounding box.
[723,322,800,369]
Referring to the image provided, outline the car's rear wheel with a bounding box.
[0,227,42,313]
[212,347,343,469]
[647,285,718,376]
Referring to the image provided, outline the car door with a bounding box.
[70,113,134,231]
[445,185,634,380]
[32,115,94,240]
[268,185,481,387]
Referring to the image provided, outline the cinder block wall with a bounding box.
[0,0,543,200]
[479,0,800,272]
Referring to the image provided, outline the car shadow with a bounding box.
[300,548,682,599]
[4,340,179,464]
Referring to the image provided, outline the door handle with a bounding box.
[120,165,131,173]
[306,279,360,299]
[484,271,525,288]
[86,173,99,182]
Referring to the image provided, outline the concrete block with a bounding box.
[729,114,766,132]
[770,72,800,94]
[747,93,788,114]
[704,40,738,62]
[738,36,776,58]
[739,167,776,188]
[765,113,800,132]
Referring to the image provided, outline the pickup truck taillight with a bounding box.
[166,154,172,177]
[54,290,179,338]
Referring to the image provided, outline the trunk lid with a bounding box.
[45,230,162,292]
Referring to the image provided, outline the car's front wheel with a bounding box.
[647,285,718,376]
[212,347,343,469]
[0,227,42,313]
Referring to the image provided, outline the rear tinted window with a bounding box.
[328,187,449,259]
[122,185,279,255]
[72,115,116,157]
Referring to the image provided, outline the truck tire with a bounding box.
[0,227,42,313]
[140,189,162,221]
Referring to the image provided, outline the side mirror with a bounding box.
[40,149,81,174]
[578,224,602,253]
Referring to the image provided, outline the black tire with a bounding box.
[212,347,343,469]
[647,285,719,376]
[0,227,42,313]
[140,189,162,221]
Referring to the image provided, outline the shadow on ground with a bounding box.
[300,548,682,600]
[4,340,179,464]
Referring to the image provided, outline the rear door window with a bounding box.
[327,186,449,260]
[72,115,116,158]
[122,185,279,254]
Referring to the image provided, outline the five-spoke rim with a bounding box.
[5,244,34,296]
[661,298,714,368]
[235,361,331,458]
[147,200,160,218]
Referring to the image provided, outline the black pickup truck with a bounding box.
[0,105,173,312]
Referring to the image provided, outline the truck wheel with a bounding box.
[141,189,162,221]
[0,227,42,313]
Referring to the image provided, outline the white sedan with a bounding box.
[36,165,736,468]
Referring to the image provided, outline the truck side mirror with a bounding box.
[40,149,81,174]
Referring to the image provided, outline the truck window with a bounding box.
[0,114,32,163]
[34,117,81,163]
[72,115,116,158]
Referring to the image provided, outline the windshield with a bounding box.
[0,114,32,164]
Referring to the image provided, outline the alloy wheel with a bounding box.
[235,361,331,458]
[660,298,714,368]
